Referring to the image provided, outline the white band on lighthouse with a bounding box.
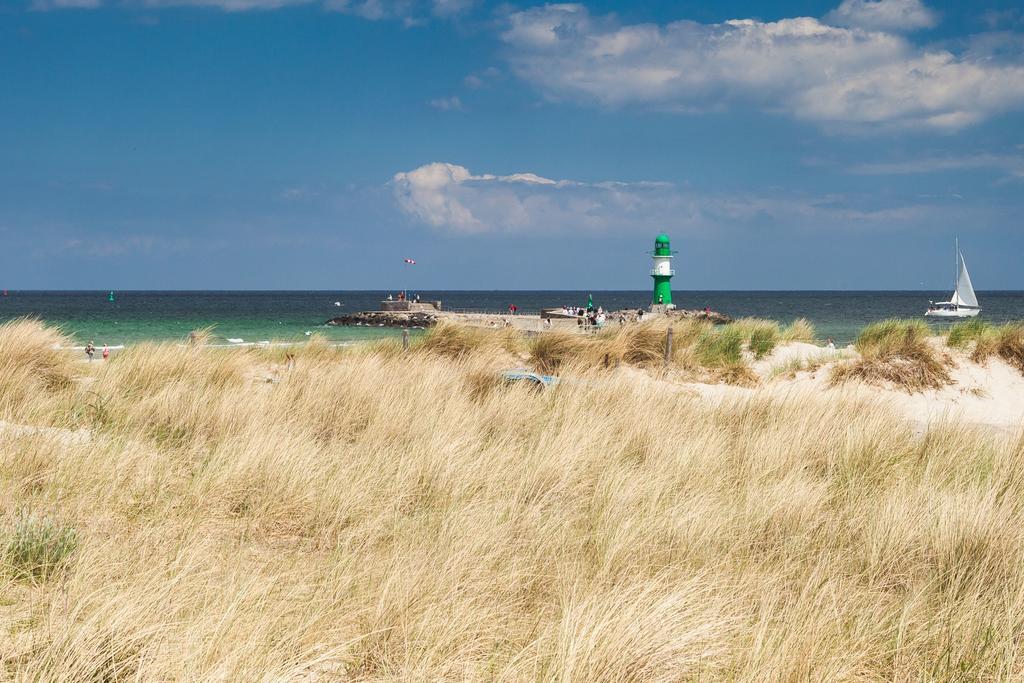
[653,256,673,276]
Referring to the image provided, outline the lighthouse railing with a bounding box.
[650,269,676,276]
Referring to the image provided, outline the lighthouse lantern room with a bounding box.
[651,233,675,307]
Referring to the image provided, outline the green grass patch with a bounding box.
[696,326,745,367]
[3,512,78,582]
[725,318,781,360]
[748,325,778,359]
[855,318,933,353]
[947,318,993,349]
[831,319,950,392]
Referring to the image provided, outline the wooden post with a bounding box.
[665,327,673,367]
[402,328,410,352]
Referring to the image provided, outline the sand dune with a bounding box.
[667,341,1024,433]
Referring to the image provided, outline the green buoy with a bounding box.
[108,290,115,303]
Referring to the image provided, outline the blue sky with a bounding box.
[3,0,1024,290]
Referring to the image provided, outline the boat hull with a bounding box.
[925,308,980,318]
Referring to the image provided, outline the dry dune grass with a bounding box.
[781,317,816,343]
[528,317,789,385]
[0,319,78,418]
[415,320,523,361]
[262,334,347,365]
[831,319,952,392]
[2,320,1024,679]
[948,319,1024,374]
[986,324,1024,373]
[528,329,587,375]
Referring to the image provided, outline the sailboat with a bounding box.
[925,239,980,318]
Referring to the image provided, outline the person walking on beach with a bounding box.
[85,341,95,362]
[102,344,109,361]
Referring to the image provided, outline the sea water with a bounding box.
[3,290,1024,347]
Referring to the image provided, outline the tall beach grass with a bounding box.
[525,317,812,384]
[831,318,951,391]
[0,320,1022,679]
[947,319,1024,373]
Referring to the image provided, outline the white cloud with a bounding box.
[849,152,1024,178]
[392,161,951,235]
[33,0,315,9]
[33,0,473,17]
[430,0,472,18]
[61,234,191,258]
[500,4,1024,132]
[393,161,691,234]
[982,9,1023,30]
[427,95,465,111]
[279,187,321,200]
[825,0,937,32]
[324,0,414,21]
[151,0,308,8]
[393,163,485,232]
[31,0,102,8]
[463,66,500,89]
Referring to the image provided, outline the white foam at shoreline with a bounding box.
[58,340,362,351]
[64,345,126,351]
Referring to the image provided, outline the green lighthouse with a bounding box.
[651,233,675,307]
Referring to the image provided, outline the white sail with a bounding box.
[950,250,978,308]
[925,240,981,318]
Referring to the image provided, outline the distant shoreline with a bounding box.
[8,291,1024,348]
[6,289,1024,293]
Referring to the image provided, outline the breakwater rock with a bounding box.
[327,307,730,331]
[668,308,733,325]
[606,308,733,325]
[326,311,438,328]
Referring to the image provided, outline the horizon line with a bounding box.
[5,289,1024,294]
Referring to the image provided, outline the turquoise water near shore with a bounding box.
[4,291,1024,347]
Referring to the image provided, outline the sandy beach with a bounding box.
[644,339,1024,433]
